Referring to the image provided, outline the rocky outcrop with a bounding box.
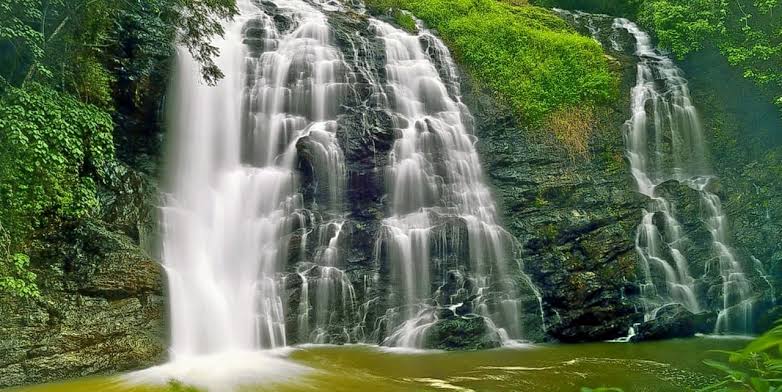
[0,219,166,388]
[631,304,717,342]
[424,313,502,350]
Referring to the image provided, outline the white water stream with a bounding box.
[161,0,349,358]
[373,19,533,347]
[615,18,754,333]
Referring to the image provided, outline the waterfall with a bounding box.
[372,19,533,347]
[153,0,544,360]
[613,18,754,333]
[555,9,756,334]
[160,0,350,357]
[556,9,754,335]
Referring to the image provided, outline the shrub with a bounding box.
[700,320,782,391]
[0,83,114,244]
[0,225,38,298]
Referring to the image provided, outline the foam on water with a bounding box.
[124,350,310,392]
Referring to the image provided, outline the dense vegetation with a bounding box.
[366,0,618,152]
[639,0,781,115]
[0,0,236,297]
[535,0,782,117]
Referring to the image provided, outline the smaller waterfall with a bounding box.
[613,17,755,332]
[372,19,537,347]
[553,9,760,335]
[693,177,753,333]
[295,220,358,343]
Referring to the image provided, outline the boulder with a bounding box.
[631,304,717,342]
[423,314,502,350]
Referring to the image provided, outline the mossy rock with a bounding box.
[423,316,502,350]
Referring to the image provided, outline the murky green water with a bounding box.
[4,337,747,392]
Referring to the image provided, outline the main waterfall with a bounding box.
[155,0,540,359]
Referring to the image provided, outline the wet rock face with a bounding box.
[631,304,717,342]
[647,180,729,310]
[462,52,646,342]
[423,314,502,350]
[0,220,165,388]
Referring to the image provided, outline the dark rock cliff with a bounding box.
[462,55,646,341]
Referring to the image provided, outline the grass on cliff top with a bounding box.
[366,0,618,152]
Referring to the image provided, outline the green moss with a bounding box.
[534,192,550,207]
[541,223,558,240]
[365,0,618,128]
[394,10,417,32]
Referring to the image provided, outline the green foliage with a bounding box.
[0,0,238,93]
[0,225,39,298]
[636,0,725,57]
[552,0,782,117]
[0,253,40,298]
[699,320,782,391]
[365,0,618,128]
[544,0,782,117]
[0,83,114,239]
[0,0,236,296]
[172,0,238,84]
[0,0,46,85]
[581,388,625,392]
[637,0,782,117]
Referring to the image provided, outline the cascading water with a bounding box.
[144,0,544,368]
[372,19,535,347]
[160,0,351,358]
[614,18,754,333]
[556,9,756,334]
[619,16,705,317]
